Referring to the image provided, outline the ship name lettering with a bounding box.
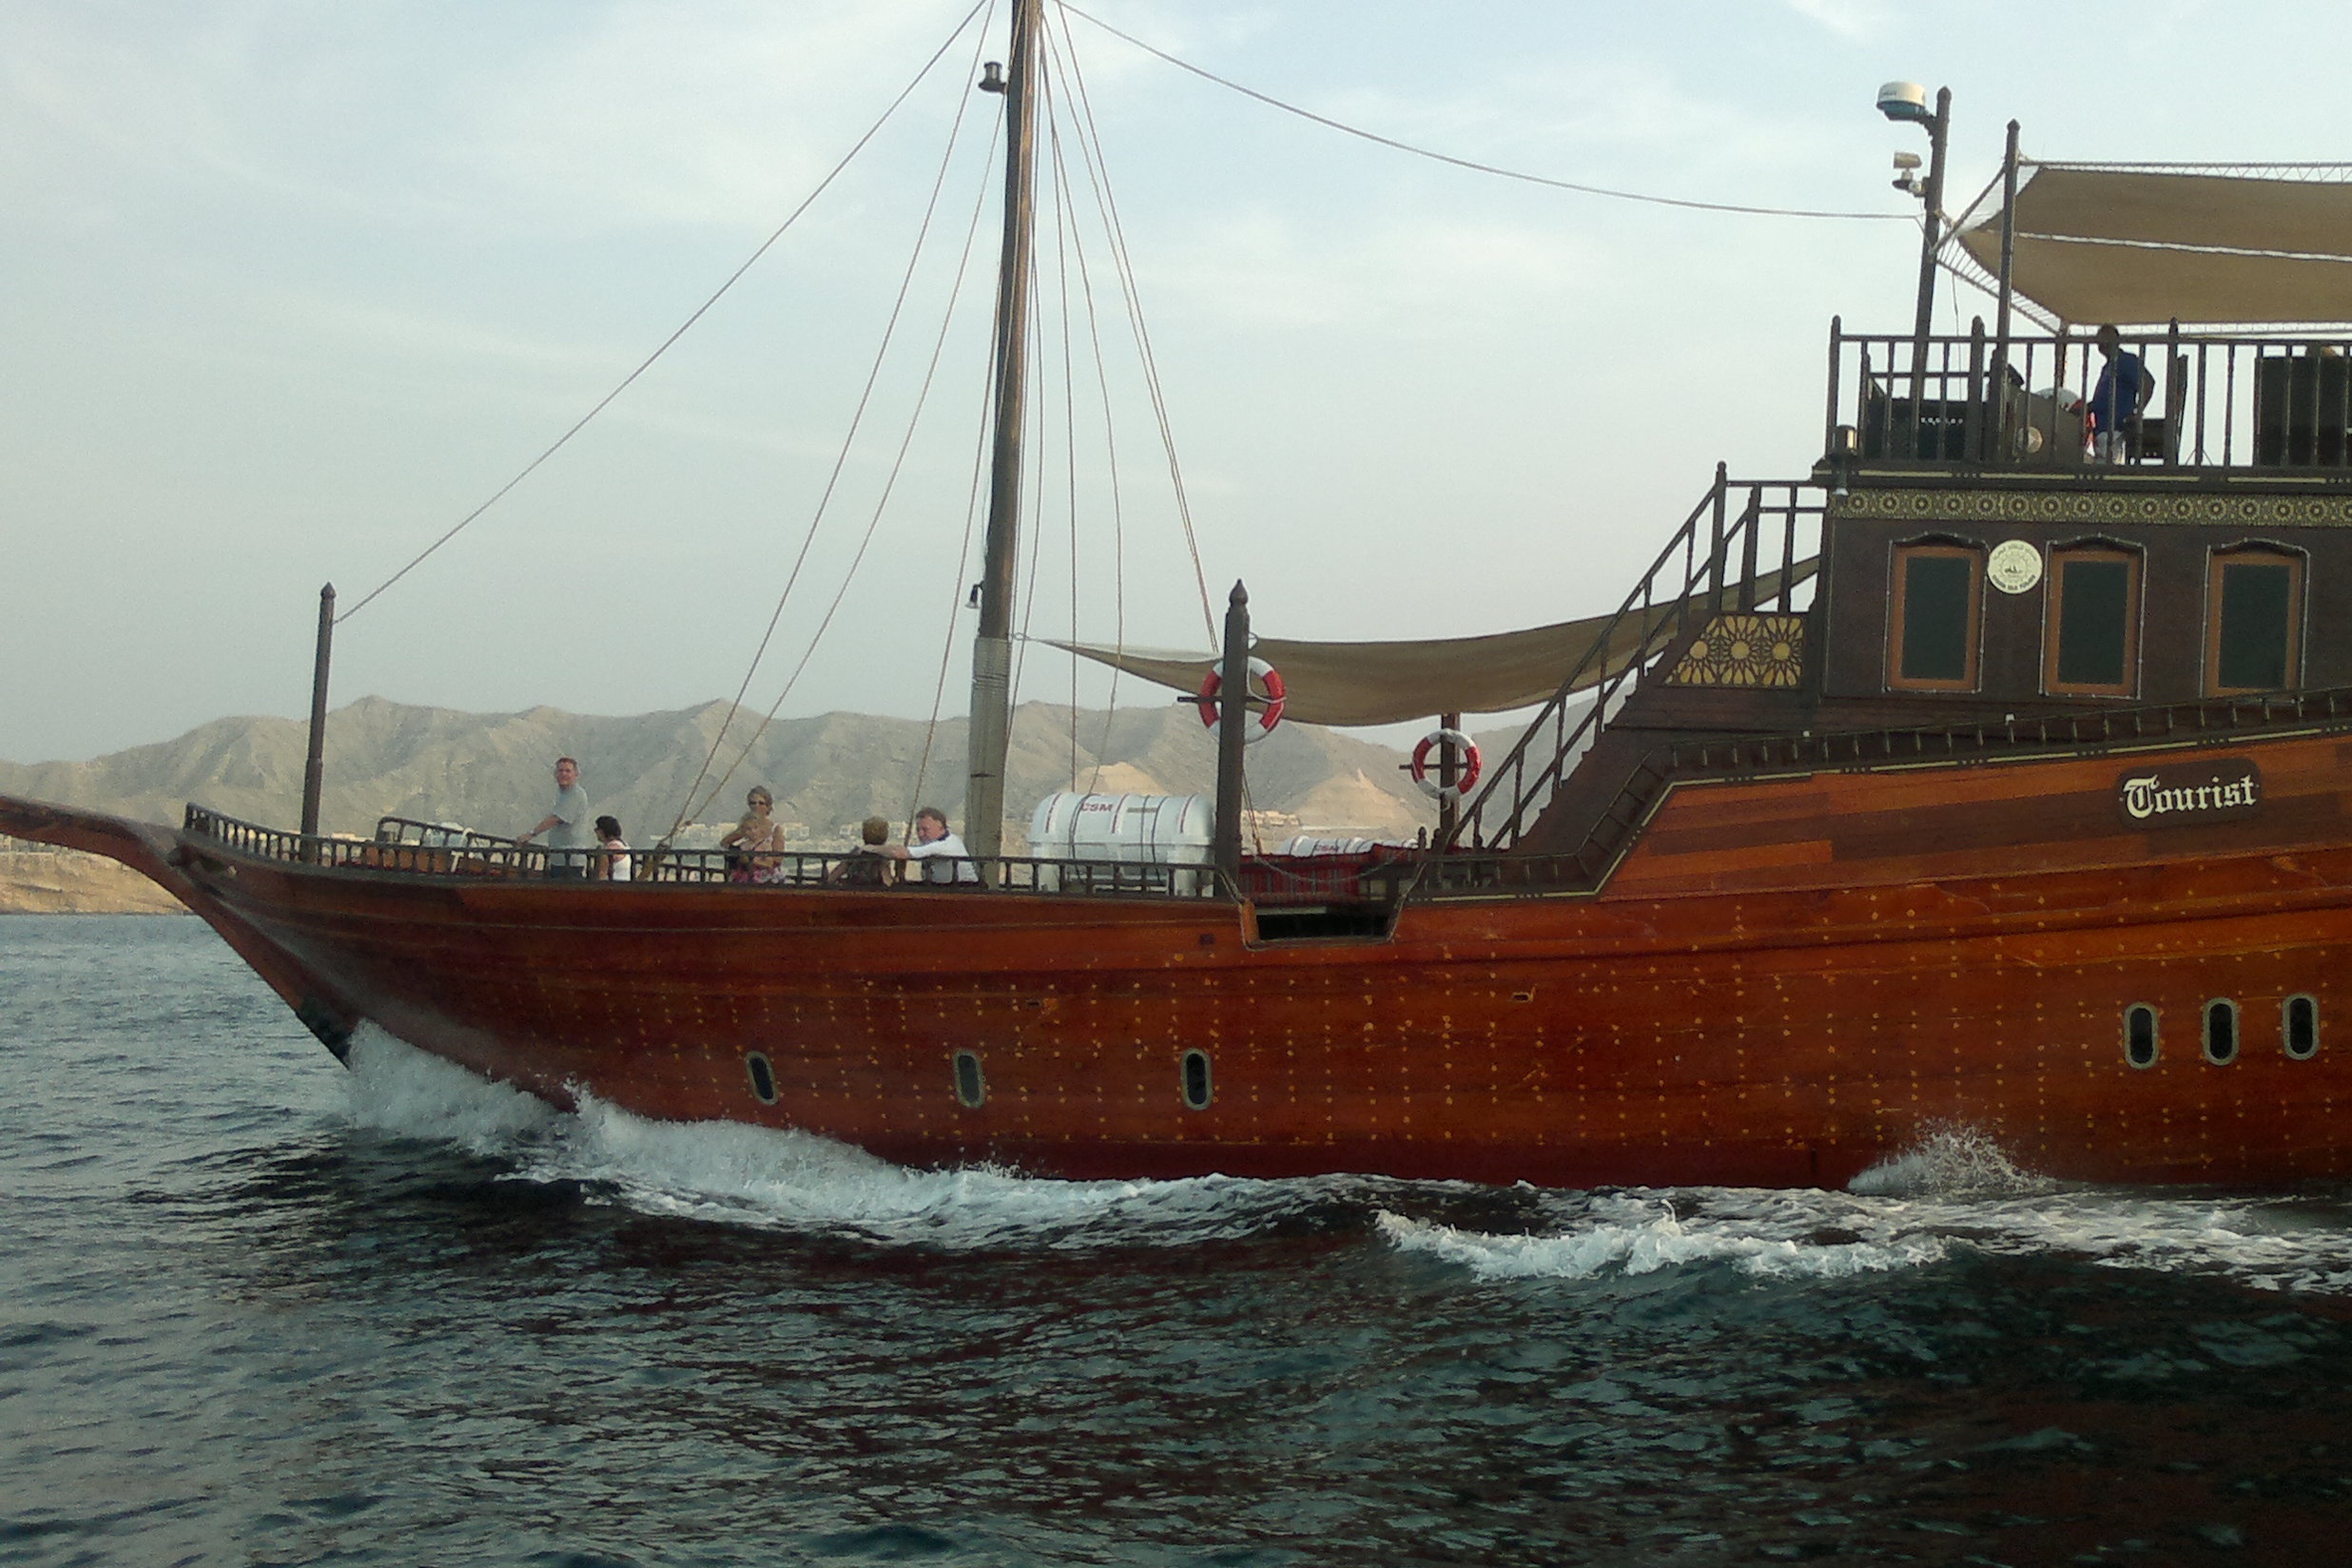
[2118,767,2261,823]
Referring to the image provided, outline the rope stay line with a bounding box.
[1050,8,1217,643]
[665,9,1004,843]
[336,0,990,629]
[1059,3,1909,224]
[1040,14,1132,794]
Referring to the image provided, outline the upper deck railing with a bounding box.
[1828,318,2352,475]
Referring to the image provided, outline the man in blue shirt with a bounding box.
[2090,324,2153,463]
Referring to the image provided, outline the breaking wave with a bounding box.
[342,1030,2352,1293]
[342,1027,1349,1249]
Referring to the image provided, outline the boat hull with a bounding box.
[10,725,2352,1190]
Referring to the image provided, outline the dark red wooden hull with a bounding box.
[11,725,2352,1190]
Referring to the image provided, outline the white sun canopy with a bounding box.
[1050,559,1816,728]
[1956,164,2352,326]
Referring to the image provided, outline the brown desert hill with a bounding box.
[0,695,1472,847]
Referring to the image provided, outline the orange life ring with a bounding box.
[1196,657,1286,742]
[1409,728,1482,801]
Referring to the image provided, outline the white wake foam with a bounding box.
[1379,1197,1948,1282]
[343,1032,2352,1290]
[341,1029,1335,1249]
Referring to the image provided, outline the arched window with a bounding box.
[1888,542,1985,691]
[2044,545,2142,697]
[2206,546,2303,695]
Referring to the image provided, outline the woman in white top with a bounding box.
[594,815,632,882]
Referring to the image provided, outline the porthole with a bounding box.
[2203,998,2239,1065]
[1180,1049,1213,1111]
[745,1052,778,1105]
[953,1050,986,1109]
[2284,995,2320,1060]
[2123,1004,2159,1069]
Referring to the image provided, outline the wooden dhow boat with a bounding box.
[15,24,2352,1190]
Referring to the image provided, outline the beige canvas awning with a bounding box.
[1050,558,1815,727]
[1956,165,2352,326]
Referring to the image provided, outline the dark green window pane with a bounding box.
[2055,558,2131,687]
[1900,554,1973,682]
[2217,562,2293,689]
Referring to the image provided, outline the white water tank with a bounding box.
[1026,791,1213,893]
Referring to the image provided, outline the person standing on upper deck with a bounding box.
[515,756,593,877]
[2089,325,2153,463]
[871,806,981,884]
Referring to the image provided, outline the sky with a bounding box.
[7,0,2351,765]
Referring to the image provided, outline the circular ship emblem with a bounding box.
[1987,539,2043,594]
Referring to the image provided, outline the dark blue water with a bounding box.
[7,916,2352,1566]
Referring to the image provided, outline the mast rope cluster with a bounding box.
[907,0,1219,826]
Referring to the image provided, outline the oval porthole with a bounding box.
[2203,998,2239,1066]
[2124,1004,2159,1070]
[746,1051,778,1105]
[953,1050,986,1109]
[1180,1049,1213,1111]
[2284,995,2320,1060]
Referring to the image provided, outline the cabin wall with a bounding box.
[1819,485,2352,719]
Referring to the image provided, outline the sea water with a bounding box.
[5,916,2352,1566]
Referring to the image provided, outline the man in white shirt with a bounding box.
[875,806,981,884]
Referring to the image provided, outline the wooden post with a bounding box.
[1992,119,2021,455]
[1438,711,1461,846]
[1212,581,1251,888]
[301,583,335,848]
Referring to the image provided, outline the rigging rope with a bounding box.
[665,11,1003,842]
[1040,28,1130,795]
[334,0,990,628]
[1059,3,1910,225]
[1051,10,1217,643]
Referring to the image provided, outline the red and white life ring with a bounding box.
[1196,658,1286,743]
[1409,728,1482,801]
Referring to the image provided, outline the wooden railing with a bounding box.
[187,805,1232,900]
[1450,470,1823,852]
[1829,318,2352,474]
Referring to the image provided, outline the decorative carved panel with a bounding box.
[1669,613,1806,687]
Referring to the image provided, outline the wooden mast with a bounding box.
[962,0,1042,863]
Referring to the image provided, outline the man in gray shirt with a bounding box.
[515,756,593,877]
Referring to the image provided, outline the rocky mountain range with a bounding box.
[1,695,1521,850]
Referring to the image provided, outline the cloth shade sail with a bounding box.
[1956,165,2352,326]
[1049,558,1816,728]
